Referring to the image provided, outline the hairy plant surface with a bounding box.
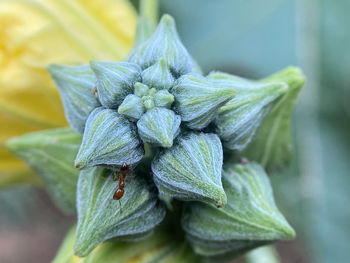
[7,13,304,262]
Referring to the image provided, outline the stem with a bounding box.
[140,0,158,24]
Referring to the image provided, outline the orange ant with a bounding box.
[110,146,133,211]
[112,162,129,201]
[92,86,98,98]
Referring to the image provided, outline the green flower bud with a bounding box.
[134,82,150,97]
[172,74,236,130]
[90,61,141,108]
[129,14,196,75]
[137,107,181,147]
[47,64,99,133]
[154,89,174,108]
[152,132,227,207]
[182,162,295,258]
[212,75,287,151]
[143,96,155,110]
[242,67,305,171]
[6,128,81,213]
[118,94,145,121]
[141,58,175,90]
[75,167,166,257]
[75,108,144,169]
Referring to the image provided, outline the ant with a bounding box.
[112,162,129,201]
[110,146,133,211]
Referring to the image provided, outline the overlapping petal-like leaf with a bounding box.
[90,61,141,108]
[75,167,166,257]
[152,132,227,207]
[129,15,196,75]
[137,107,181,147]
[6,128,82,213]
[172,74,236,130]
[242,67,305,171]
[75,108,144,169]
[211,72,287,151]
[182,162,295,258]
[47,65,99,133]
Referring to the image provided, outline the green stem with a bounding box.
[140,0,158,24]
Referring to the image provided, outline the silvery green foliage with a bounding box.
[75,167,165,257]
[41,13,303,260]
[182,162,295,257]
[6,128,81,213]
[75,107,144,169]
[152,133,227,207]
[47,65,99,133]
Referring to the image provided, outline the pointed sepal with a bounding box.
[182,162,295,258]
[172,74,236,130]
[47,64,99,133]
[90,61,141,108]
[74,167,166,256]
[141,58,175,90]
[137,107,181,147]
[6,128,82,213]
[118,94,145,121]
[129,14,196,75]
[152,132,227,207]
[75,108,144,169]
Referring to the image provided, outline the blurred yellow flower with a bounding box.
[0,0,137,186]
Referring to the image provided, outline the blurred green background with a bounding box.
[1,0,349,262]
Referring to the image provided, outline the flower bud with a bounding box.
[137,107,181,147]
[75,167,166,257]
[141,58,175,90]
[90,61,141,108]
[118,94,145,121]
[213,77,287,151]
[129,14,196,75]
[172,74,236,130]
[154,89,175,108]
[241,67,305,171]
[75,108,144,169]
[152,132,227,207]
[182,162,295,258]
[134,82,150,97]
